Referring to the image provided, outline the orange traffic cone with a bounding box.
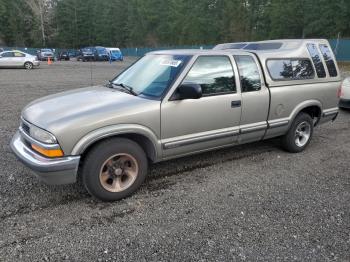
[47,57,52,65]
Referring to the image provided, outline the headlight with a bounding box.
[29,125,57,144]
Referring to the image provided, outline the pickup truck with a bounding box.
[36,48,55,61]
[10,39,341,201]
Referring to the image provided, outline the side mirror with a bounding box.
[173,83,202,100]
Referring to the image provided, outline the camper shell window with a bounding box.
[267,59,315,81]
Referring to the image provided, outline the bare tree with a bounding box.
[25,0,47,46]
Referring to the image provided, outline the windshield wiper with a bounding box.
[106,81,138,96]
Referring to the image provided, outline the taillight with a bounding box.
[337,85,343,98]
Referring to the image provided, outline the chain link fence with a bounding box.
[2,40,350,61]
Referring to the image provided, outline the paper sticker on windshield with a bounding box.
[160,59,182,67]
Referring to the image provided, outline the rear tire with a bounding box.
[24,62,33,70]
[281,112,313,153]
[81,138,148,201]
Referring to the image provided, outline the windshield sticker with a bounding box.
[160,59,182,67]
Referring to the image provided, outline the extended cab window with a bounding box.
[267,59,314,80]
[183,56,236,96]
[234,55,261,92]
[307,43,326,78]
[319,44,338,77]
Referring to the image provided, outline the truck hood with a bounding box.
[22,86,161,146]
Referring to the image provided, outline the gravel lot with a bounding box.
[0,60,349,261]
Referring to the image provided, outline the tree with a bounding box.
[1,0,350,48]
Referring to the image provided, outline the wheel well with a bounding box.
[300,106,321,125]
[80,133,157,163]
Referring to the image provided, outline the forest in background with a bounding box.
[0,0,350,48]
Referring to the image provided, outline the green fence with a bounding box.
[329,39,350,62]
[3,39,350,61]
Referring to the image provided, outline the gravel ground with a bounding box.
[0,60,349,261]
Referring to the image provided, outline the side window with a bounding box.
[319,44,338,77]
[2,52,14,57]
[234,55,261,92]
[267,59,314,80]
[183,56,236,96]
[307,43,326,78]
[14,52,25,57]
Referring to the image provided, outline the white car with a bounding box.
[0,50,40,69]
[339,77,350,109]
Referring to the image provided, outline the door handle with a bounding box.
[231,100,241,108]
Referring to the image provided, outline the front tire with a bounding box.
[281,112,313,153]
[24,62,33,70]
[81,138,148,201]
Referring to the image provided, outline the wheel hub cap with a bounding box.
[295,121,311,147]
[99,154,139,193]
[114,168,123,176]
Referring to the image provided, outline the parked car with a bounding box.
[11,39,340,201]
[0,47,4,53]
[77,47,94,62]
[37,48,54,61]
[68,50,78,58]
[106,47,124,61]
[94,46,109,61]
[0,50,40,69]
[57,50,70,61]
[339,77,350,109]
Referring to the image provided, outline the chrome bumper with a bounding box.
[10,131,80,185]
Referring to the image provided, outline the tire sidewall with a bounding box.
[82,138,148,201]
[283,113,314,153]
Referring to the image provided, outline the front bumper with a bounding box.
[33,61,40,66]
[339,98,350,109]
[41,56,54,61]
[10,131,80,185]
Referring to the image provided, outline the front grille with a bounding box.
[21,121,30,134]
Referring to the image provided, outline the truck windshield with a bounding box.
[112,54,191,98]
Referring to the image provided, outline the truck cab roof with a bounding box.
[149,39,341,86]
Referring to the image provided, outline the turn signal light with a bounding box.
[31,144,64,158]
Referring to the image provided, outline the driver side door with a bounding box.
[161,55,242,159]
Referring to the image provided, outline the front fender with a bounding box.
[71,124,162,160]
